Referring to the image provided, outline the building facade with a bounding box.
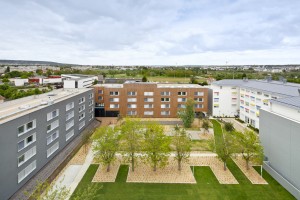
[260,97,300,199]
[62,74,98,88]
[211,79,300,129]
[94,82,209,118]
[0,88,94,200]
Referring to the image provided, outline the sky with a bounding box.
[1,0,300,65]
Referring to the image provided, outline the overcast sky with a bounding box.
[1,0,300,65]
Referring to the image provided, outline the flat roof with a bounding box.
[271,96,300,109]
[0,88,92,124]
[94,82,205,89]
[212,79,300,97]
[62,74,97,80]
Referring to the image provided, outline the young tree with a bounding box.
[143,122,171,171]
[224,122,235,132]
[82,133,92,154]
[202,120,210,135]
[142,75,147,82]
[93,127,119,172]
[120,118,144,172]
[178,98,195,128]
[234,130,264,170]
[25,180,70,200]
[215,132,237,170]
[172,126,192,171]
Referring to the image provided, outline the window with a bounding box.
[89,100,94,106]
[89,114,94,121]
[161,91,170,96]
[66,102,74,111]
[79,97,85,104]
[161,104,170,108]
[161,98,170,102]
[18,160,36,183]
[178,92,187,96]
[46,130,59,145]
[89,93,94,99]
[89,107,93,113]
[144,104,154,108]
[213,104,219,108]
[161,111,170,116]
[47,142,59,158]
[66,130,74,141]
[47,109,59,121]
[18,146,36,167]
[47,120,59,133]
[264,94,269,97]
[127,111,137,116]
[18,133,36,152]
[79,121,85,130]
[109,104,119,108]
[195,104,203,108]
[178,104,186,108]
[144,111,154,115]
[79,112,85,121]
[127,104,137,108]
[127,91,136,96]
[128,98,137,102]
[194,98,203,102]
[214,98,219,102]
[109,91,119,96]
[66,110,74,121]
[109,98,119,102]
[144,98,154,102]
[178,98,186,102]
[98,90,103,94]
[257,91,262,95]
[79,104,85,112]
[194,92,204,96]
[98,96,103,101]
[144,92,154,96]
[66,120,74,131]
[18,120,36,136]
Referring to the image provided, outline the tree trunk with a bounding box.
[154,162,157,172]
[246,159,250,170]
[107,163,110,172]
[178,159,182,171]
[223,162,227,171]
[131,156,135,172]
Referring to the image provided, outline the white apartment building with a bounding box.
[211,79,300,129]
[62,74,98,88]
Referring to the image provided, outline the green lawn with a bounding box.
[71,120,295,200]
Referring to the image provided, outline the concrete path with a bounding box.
[221,118,249,132]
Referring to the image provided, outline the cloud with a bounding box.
[0,0,300,65]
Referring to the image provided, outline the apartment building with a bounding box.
[0,88,94,200]
[211,79,300,129]
[94,82,209,118]
[62,74,98,88]
[260,97,300,199]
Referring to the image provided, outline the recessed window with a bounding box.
[161,91,170,96]
[161,98,170,102]
[18,120,36,136]
[18,133,36,152]
[178,92,187,96]
[66,102,74,111]
[109,91,119,96]
[127,91,136,96]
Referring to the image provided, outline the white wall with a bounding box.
[63,80,75,88]
[271,103,300,122]
[43,78,62,84]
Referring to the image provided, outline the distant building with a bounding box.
[62,74,98,88]
[260,96,300,199]
[104,78,142,84]
[94,81,209,118]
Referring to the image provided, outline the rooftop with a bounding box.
[94,82,205,89]
[271,96,300,109]
[62,74,97,80]
[0,88,92,124]
[212,79,300,97]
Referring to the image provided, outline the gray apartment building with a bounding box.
[260,96,300,199]
[0,88,95,200]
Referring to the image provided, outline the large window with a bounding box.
[127,111,137,116]
[79,104,86,112]
[47,130,59,145]
[66,129,74,141]
[109,98,119,102]
[79,121,85,130]
[161,104,170,108]
[18,133,36,152]
[109,104,119,108]
[66,120,74,131]
[79,97,85,104]
[128,98,137,102]
[161,111,170,116]
[18,146,36,167]
[177,98,186,102]
[144,92,154,96]
[144,104,154,108]
[66,102,74,111]
[195,104,203,108]
[127,91,136,96]
[89,100,94,106]
[18,120,36,136]
[89,93,94,99]
[79,112,85,121]
[194,98,203,102]
[161,98,170,102]
[194,92,204,96]
[47,120,59,133]
[47,142,59,158]
[66,110,74,121]
[109,91,119,96]
[18,160,36,183]
[178,92,187,96]
[127,104,137,108]
[178,104,186,108]
[144,98,154,102]
[144,111,154,115]
[161,91,170,96]
[47,109,59,121]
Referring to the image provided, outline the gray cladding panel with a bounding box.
[260,109,300,192]
[0,89,93,200]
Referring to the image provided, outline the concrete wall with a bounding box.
[0,89,94,200]
[260,109,300,199]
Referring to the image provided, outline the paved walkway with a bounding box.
[221,118,249,132]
